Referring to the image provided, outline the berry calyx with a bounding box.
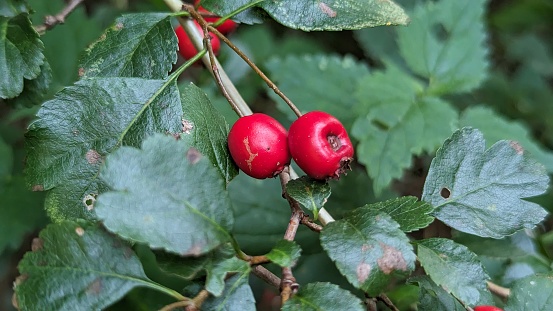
[474,306,503,311]
[228,114,291,179]
[288,111,354,180]
[174,22,220,61]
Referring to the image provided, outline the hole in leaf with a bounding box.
[432,24,449,41]
[440,187,451,199]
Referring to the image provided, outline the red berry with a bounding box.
[474,306,503,311]
[288,111,354,180]
[199,7,238,35]
[174,22,220,61]
[228,114,291,179]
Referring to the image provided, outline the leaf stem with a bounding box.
[487,281,510,299]
[34,0,85,35]
[159,299,193,311]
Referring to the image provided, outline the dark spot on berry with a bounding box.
[327,135,341,151]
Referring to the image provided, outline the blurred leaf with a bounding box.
[79,13,177,79]
[266,240,302,268]
[320,209,415,295]
[354,26,401,62]
[5,61,52,107]
[286,176,330,220]
[0,13,44,98]
[0,176,46,253]
[366,196,434,232]
[179,83,238,184]
[352,66,457,194]
[453,231,539,260]
[205,256,250,296]
[96,134,233,256]
[417,238,493,306]
[25,77,183,221]
[266,54,370,127]
[397,0,488,94]
[505,34,553,77]
[501,256,551,287]
[202,0,409,30]
[460,105,553,172]
[0,0,29,17]
[422,128,549,238]
[409,276,465,311]
[0,137,13,177]
[14,221,174,311]
[202,273,256,311]
[505,273,553,311]
[282,282,364,311]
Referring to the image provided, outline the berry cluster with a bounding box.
[228,111,354,180]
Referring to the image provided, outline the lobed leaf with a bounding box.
[286,176,330,220]
[266,240,302,268]
[202,273,256,311]
[95,134,234,256]
[320,209,415,295]
[5,61,52,107]
[281,282,364,311]
[79,13,177,79]
[366,196,434,232]
[422,128,549,238]
[409,276,465,311]
[416,238,493,306]
[397,0,488,94]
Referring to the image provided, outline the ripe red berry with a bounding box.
[174,22,220,61]
[288,111,354,180]
[195,1,238,35]
[228,114,291,179]
[474,306,503,311]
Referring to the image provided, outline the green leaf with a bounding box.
[266,240,302,268]
[0,0,29,17]
[200,0,266,25]
[0,13,45,98]
[25,77,184,221]
[366,196,434,232]
[409,276,465,311]
[282,282,364,311]
[0,176,46,253]
[286,176,330,220]
[79,13,177,79]
[453,231,541,260]
[460,106,553,173]
[422,128,549,238]
[320,209,415,295]
[5,60,52,107]
[202,273,256,311]
[266,54,370,127]
[13,221,177,310]
[205,256,250,297]
[417,238,493,306]
[505,273,553,311]
[96,134,233,256]
[352,66,457,194]
[397,0,488,94]
[179,83,238,184]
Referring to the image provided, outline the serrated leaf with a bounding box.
[5,60,52,107]
[366,196,434,232]
[422,128,549,238]
[417,238,493,306]
[13,221,168,311]
[179,83,237,184]
[25,77,185,221]
[460,106,553,172]
[505,273,553,311]
[286,176,330,220]
[282,282,364,311]
[0,13,44,98]
[96,134,233,256]
[353,66,457,194]
[320,209,415,295]
[202,273,256,311]
[266,54,370,127]
[397,0,488,94]
[409,276,465,311]
[79,13,177,79]
[0,0,29,17]
[266,240,302,268]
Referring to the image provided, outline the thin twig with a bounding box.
[377,294,399,311]
[300,215,323,233]
[34,0,86,35]
[252,265,282,288]
[207,25,303,118]
[487,281,510,299]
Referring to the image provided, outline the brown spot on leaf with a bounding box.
[11,292,18,309]
[115,22,124,30]
[186,148,202,164]
[78,67,85,77]
[86,149,102,165]
[86,278,102,295]
[123,247,134,259]
[361,244,371,252]
[186,244,203,256]
[32,184,44,192]
[31,238,44,252]
[510,141,524,155]
[83,194,96,211]
[75,227,85,236]
[319,2,337,17]
[14,274,28,286]
[182,119,194,134]
[356,263,371,284]
[377,243,408,274]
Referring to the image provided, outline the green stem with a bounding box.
[212,0,265,27]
